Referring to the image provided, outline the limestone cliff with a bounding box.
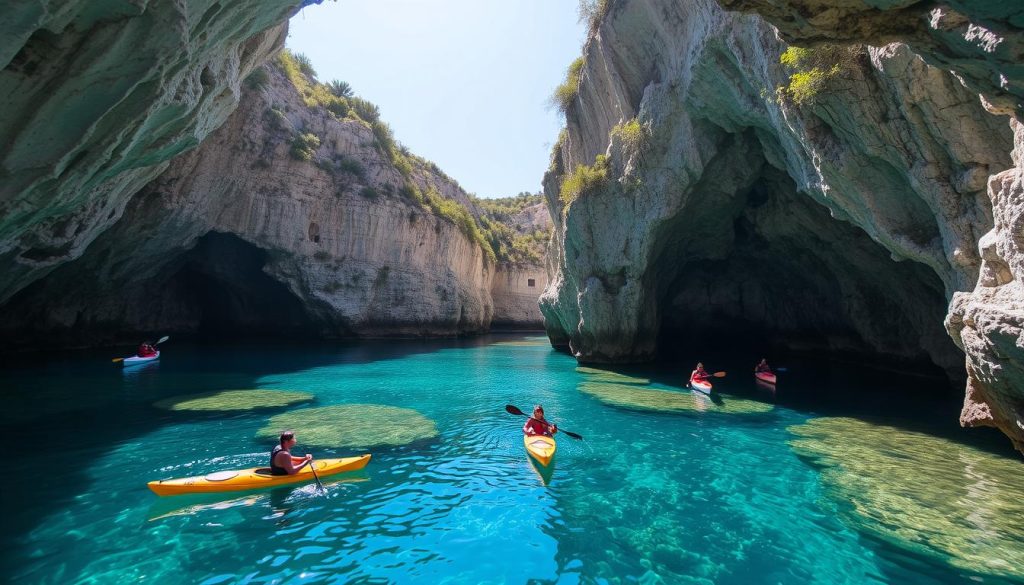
[541,0,1024,450]
[719,0,1024,467]
[0,55,547,345]
[0,1,302,305]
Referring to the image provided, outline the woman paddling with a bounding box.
[690,362,711,384]
[271,430,315,475]
[522,405,558,438]
[137,341,157,358]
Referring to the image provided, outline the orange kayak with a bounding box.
[147,454,371,496]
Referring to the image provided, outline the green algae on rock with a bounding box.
[788,417,1024,579]
[256,404,438,448]
[491,339,551,347]
[154,390,314,412]
[578,382,774,415]
[576,367,652,386]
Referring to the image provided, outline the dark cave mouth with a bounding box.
[651,171,961,381]
[165,232,321,340]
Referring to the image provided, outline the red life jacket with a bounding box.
[138,344,156,357]
[523,417,552,437]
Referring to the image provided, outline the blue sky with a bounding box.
[287,0,585,199]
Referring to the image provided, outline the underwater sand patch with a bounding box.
[576,367,652,386]
[578,381,774,415]
[154,389,314,412]
[788,417,1024,579]
[256,404,438,448]
[492,339,550,347]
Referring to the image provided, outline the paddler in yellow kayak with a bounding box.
[522,404,558,437]
[271,430,315,475]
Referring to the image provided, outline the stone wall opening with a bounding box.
[655,166,960,379]
[168,232,318,340]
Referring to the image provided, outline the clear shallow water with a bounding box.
[1,336,1022,584]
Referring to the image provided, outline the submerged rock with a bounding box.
[788,417,1024,579]
[576,367,652,386]
[256,404,438,448]
[154,389,313,412]
[578,381,774,415]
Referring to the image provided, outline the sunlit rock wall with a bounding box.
[0,62,501,344]
[0,1,302,305]
[541,0,1024,450]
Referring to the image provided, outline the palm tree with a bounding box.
[328,80,353,98]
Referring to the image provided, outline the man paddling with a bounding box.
[271,430,314,475]
[522,405,557,438]
[755,358,772,374]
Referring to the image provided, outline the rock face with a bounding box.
[0,1,301,305]
[491,266,547,328]
[716,0,1024,465]
[540,0,1024,449]
[0,59,546,346]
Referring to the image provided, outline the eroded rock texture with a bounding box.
[0,61,547,346]
[0,1,300,304]
[540,0,1023,448]
[714,0,1024,460]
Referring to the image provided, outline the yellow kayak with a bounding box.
[147,454,371,496]
[524,435,556,467]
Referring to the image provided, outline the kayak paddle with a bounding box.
[712,371,726,377]
[505,404,583,440]
[308,458,326,492]
[112,336,170,362]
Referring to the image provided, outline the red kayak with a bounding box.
[754,371,776,384]
[690,376,712,393]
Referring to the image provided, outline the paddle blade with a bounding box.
[156,336,169,345]
[111,357,124,363]
[505,404,525,416]
[713,371,727,378]
[562,430,584,440]
[775,367,788,372]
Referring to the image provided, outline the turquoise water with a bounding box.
[1,336,1022,584]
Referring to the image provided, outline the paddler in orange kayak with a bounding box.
[522,405,557,437]
[270,430,315,475]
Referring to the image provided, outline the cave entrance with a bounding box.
[654,161,960,379]
[169,232,319,340]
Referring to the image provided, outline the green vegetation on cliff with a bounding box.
[560,154,609,207]
[272,50,550,268]
[474,193,549,265]
[578,0,612,37]
[610,117,648,159]
[552,57,585,114]
[777,46,855,106]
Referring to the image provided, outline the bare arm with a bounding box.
[275,452,312,475]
